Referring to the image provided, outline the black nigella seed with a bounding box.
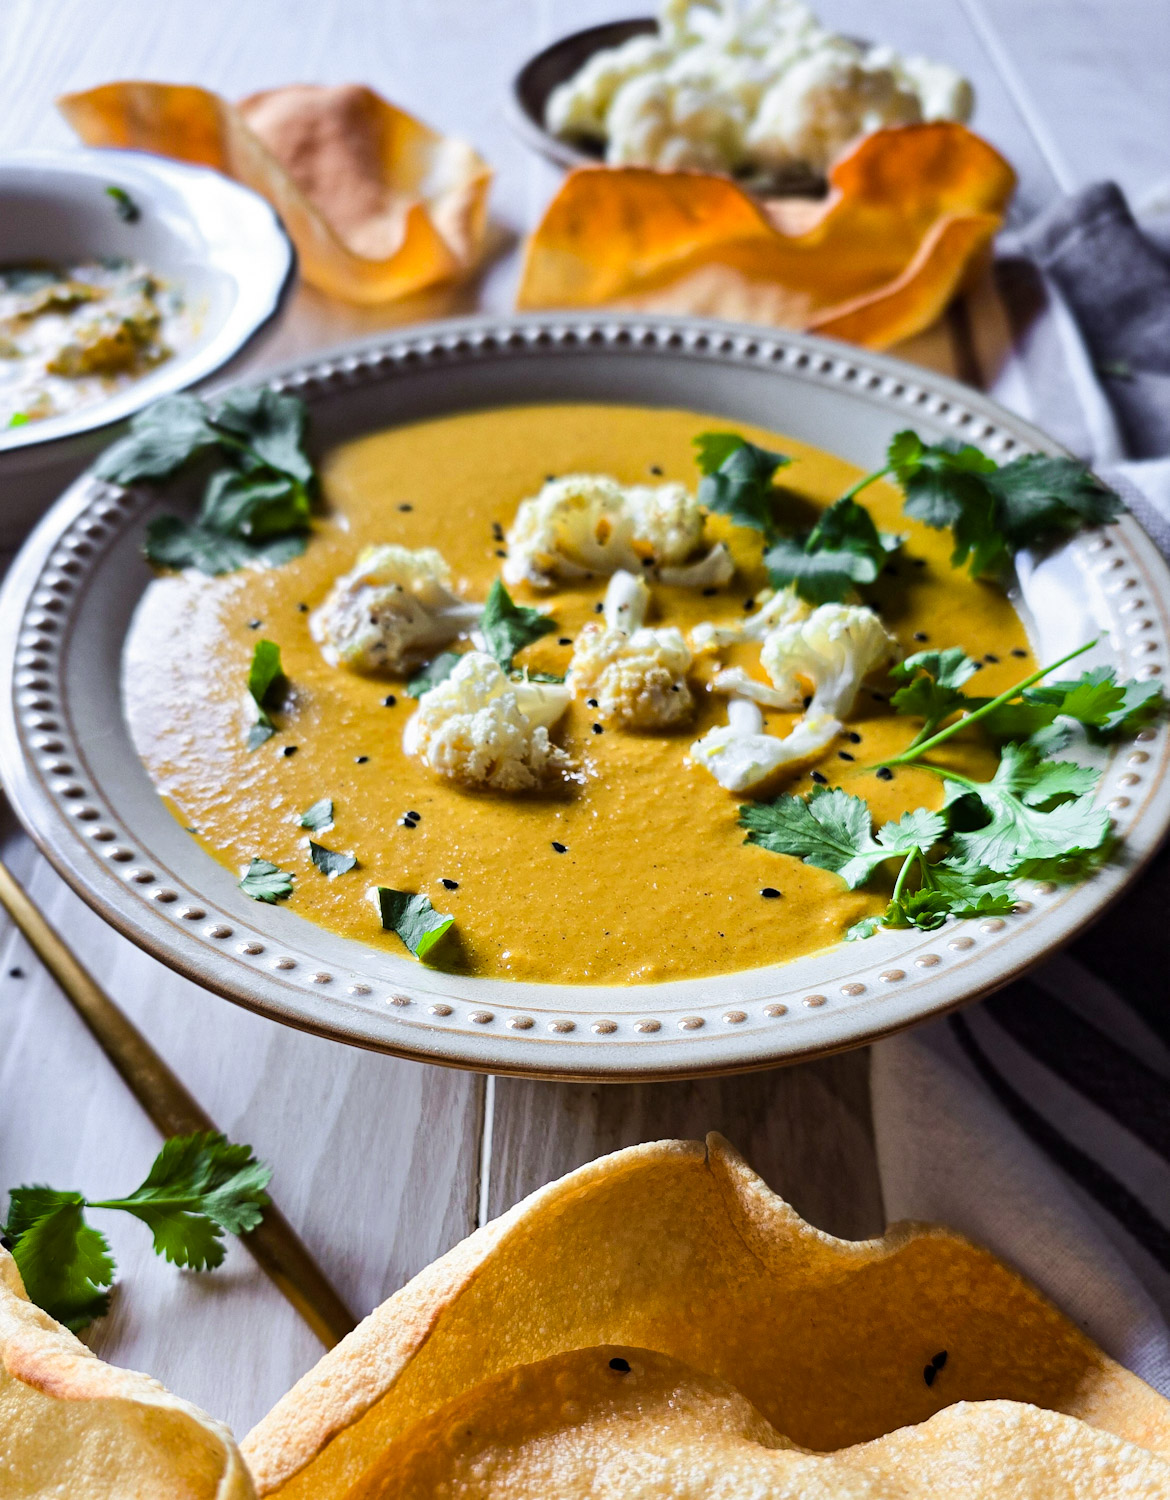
[1011,647,1027,658]
[811,770,828,785]
[398,503,413,512]
[970,661,984,671]
[407,811,420,820]
[247,619,262,629]
[743,598,755,611]
[876,766,894,781]
[984,653,999,663]
[587,698,599,708]
[399,817,415,828]
[846,730,862,744]
[923,1364,937,1387]
[884,564,897,576]
[594,602,604,614]
[296,602,308,613]
[383,694,397,707]
[913,557,927,568]
[545,474,556,483]
[760,887,781,899]
[641,556,654,567]
[9,967,24,978]
[440,878,458,890]
[355,755,369,764]
[592,723,603,734]
[913,631,928,642]
[491,522,504,541]
[931,1350,948,1370]
[802,695,813,710]
[559,637,572,646]
[495,549,506,558]
[839,750,855,761]
[282,745,297,757]
[610,1356,631,1371]
[870,690,887,703]
[649,465,663,476]
[552,841,567,853]
[701,586,718,597]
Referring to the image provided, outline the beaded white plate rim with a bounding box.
[0,313,1166,1081]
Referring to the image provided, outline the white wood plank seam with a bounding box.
[477,1073,496,1227]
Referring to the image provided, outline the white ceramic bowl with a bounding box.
[0,148,294,542]
[0,315,1167,1080]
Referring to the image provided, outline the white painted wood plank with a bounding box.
[488,1055,885,1241]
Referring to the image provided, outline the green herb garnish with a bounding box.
[105,184,141,222]
[299,798,334,832]
[239,857,294,903]
[7,412,30,429]
[481,579,556,671]
[96,389,314,576]
[406,651,462,697]
[246,638,284,749]
[764,495,903,604]
[309,842,356,876]
[3,1132,270,1330]
[694,432,790,538]
[372,887,453,960]
[890,648,983,747]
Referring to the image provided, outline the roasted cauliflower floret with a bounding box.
[568,571,695,730]
[691,585,810,652]
[503,474,732,591]
[758,602,900,716]
[606,73,748,171]
[403,652,571,792]
[746,42,922,174]
[690,697,839,791]
[310,545,481,676]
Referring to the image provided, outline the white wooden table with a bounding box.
[1,0,1166,1439]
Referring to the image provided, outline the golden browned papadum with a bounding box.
[242,1135,1170,1498]
[0,1246,253,1499]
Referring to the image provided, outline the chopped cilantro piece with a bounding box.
[105,184,140,222]
[246,639,284,750]
[1023,665,1164,739]
[406,651,461,697]
[481,580,556,671]
[764,495,902,604]
[239,858,294,903]
[7,412,31,428]
[299,798,334,832]
[309,842,356,876]
[3,1133,270,1330]
[694,432,791,538]
[372,888,453,960]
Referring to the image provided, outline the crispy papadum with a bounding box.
[242,1135,1170,1498]
[59,82,491,305]
[516,123,1015,349]
[0,1245,252,1498]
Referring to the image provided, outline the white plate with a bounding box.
[0,314,1166,1080]
[0,149,294,541]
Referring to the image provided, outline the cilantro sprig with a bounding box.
[694,433,790,538]
[3,1133,271,1331]
[764,495,903,605]
[96,389,315,576]
[481,579,556,671]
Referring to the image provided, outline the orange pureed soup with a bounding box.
[123,404,1031,984]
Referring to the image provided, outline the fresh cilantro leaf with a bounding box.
[246,639,284,750]
[7,412,30,428]
[1024,665,1164,739]
[406,651,461,697]
[210,387,314,485]
[765,495,902,604]
[106,184,140,222]
[142,516,307,576]
[4,1188,114,1331]
[739,786,945,889]
[299,798,334,832]
[891,648,981,738]
[886,431,1122,579]
[943,743,1108,875]
[94,1133,271,1268]
[372,888,454,960]
[481,580,556,671]
[200,469,310,540]
[694,432,790,538]
[239,857,294,903]
[309,842,357,876]
[846,855,1016,940]
[95,394,221,484]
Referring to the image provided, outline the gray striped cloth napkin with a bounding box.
[871,181,1170,1398]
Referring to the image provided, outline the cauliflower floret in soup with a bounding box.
[760,602,900,717]
[691,697,839,791]
[569,571,695,730]
[503,474,731,590]
[403,652,571,792]
[310,545,480,676]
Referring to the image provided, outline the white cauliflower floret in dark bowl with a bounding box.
[403,651,572,792]
[310,544,481,676]
[568,570,695,730]
[503,474,732,591]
